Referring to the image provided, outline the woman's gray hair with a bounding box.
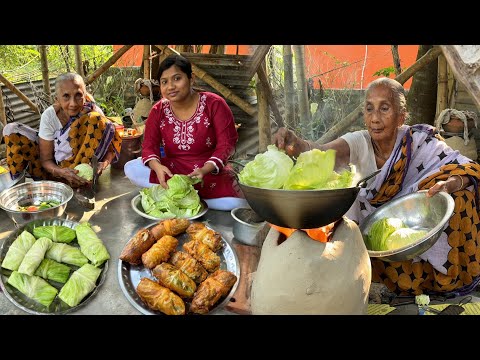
[365,77,407,115]
[54,72,86,95]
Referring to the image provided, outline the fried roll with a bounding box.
[150,218,191,240]
[186,222,223,252]
[169,251,208,284]
[189,270,238,314]
[183,239,221,273]
[119,228,155,265]
[136,278,185,315]
[141,235,178,269]
[152,262,197,298]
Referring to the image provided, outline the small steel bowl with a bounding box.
[0,180,74,226]
[231,207,266,246]
[0,168,26,193]
[359,190,455,262]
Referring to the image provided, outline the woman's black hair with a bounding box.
[158,54,193,80]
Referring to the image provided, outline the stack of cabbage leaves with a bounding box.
[367,217,428,251]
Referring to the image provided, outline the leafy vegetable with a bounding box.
[46,243,89,267]
[7,271,58,307]
[367,217,406,251]
[238,145,294,189]
[74,222,110,267]
[415,294,430,306]
[384,228,428,250]
[1,230,36,271]
[58,263,102,307]
[33,225,76,243]
[17,237,53,276]
[34,258,71,283]
[74,163,93,181]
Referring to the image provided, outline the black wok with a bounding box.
[237,169,380,229]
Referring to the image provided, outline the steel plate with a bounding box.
[118,222,240,315]
[0,218,109,315]
[131,194,208,221]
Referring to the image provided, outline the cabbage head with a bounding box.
[74,163,93,181]
[367,217,406,251]
[384,228,428,251]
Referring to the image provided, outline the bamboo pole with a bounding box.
[436,54,448,118]
[283,45,296,128]
[391,45,402,75]
[38,45,52,103]
[84,45,133,85]
[292,45,312,139]
[256,64,270,153]
[0,73,39,114]
[257,63,284,128]
[74,45,84,77]
[246,45,272,80]
[0,87,6,126]
[143,45,150,79]
[156,45,257,116]
[318,46,442,144]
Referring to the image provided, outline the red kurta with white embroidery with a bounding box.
[142,92,242,199]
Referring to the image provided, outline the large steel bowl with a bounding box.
[0,181,74,226]
[238,170,380,229]
[359,190,455,262]
[0,168,26,193]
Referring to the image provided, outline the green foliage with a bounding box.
[373,66,395,78]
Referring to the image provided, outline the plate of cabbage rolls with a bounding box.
[118,218,240,315]
[0,218,110,314]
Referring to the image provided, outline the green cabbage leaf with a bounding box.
[33,225,76,243]
[74,163,93,181]
[1,230,36,271]
[58,263,102,307]
[367,217,406,251]
[75,222,110,267]
[17,237,53,276]
[34,258,71,283]
[7,271,58,307]
[46,243,89,267]
[385,228,428,250]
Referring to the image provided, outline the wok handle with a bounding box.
[356,169,381,188]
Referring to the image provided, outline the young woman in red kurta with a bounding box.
[124,54,247,210]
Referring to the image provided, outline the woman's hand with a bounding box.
[188,168,206,181]
[57,167,89,188]
[97,160,110,176]
[426,175,466,197]
[273,127,310,157]
[151,163,173,189]
[426,180,448,197]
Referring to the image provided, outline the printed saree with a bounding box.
[3,104,122,181]
[346,124,480,296]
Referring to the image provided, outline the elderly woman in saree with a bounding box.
[2,72,122,188]
[274,77,480,296]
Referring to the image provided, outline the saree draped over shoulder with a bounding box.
[3,106,122,180]
[346,124,480,296]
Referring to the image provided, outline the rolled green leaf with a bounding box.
[46,243,89,267]
[33,225,76,243]
[75,223,110,267]
[34,258,71,283]
[58,263,102,307]
[7,271,58,307]
[18,237,53,276]
[1,230,36,271]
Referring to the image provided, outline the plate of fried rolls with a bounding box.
[117,218,240,315]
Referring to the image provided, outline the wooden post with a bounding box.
[143,45,151,79]
[0,86,6,126]
[292,45,312,139]
[283,45,296,128]
[38,45,52,103]
[318,46,442,144]
[0,73,39,114]
[391,45,402,75]
[84,45,133,85]
[256,63,284,128]
[246,45,272,80]
[74,45,84,77]
[436,54,448,118]
[256,63,270,153]
[156,45,257,116]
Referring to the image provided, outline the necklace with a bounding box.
[371,139,389,161]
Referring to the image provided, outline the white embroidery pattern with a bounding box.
[210,182,216,189]
[193,164,199,171]
[206,137,212,147]
[163,94,207,151]
[204,117,210,127]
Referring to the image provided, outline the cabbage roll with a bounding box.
[17,237,53,276]
[46,243,89,267]
[75,222,110,267]
[136,277,185,315]
[1,230,36,271]
[33,225,76,243]
[189,270,238,314]
[169,251,208,284]
[7,271,58,307]
[141,235,178,269]
[152,262,197,298]
[150,218,190,240]
[119,228,155,265]
[186,222,223,251]
[34,258,71,283]
[183,239,221,273]
[58,263,102,307]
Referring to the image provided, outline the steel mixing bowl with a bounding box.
[0,180,74,226]
[359,190,455,262]
[0,168,26,193]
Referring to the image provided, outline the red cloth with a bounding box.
[142,92,242,199]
